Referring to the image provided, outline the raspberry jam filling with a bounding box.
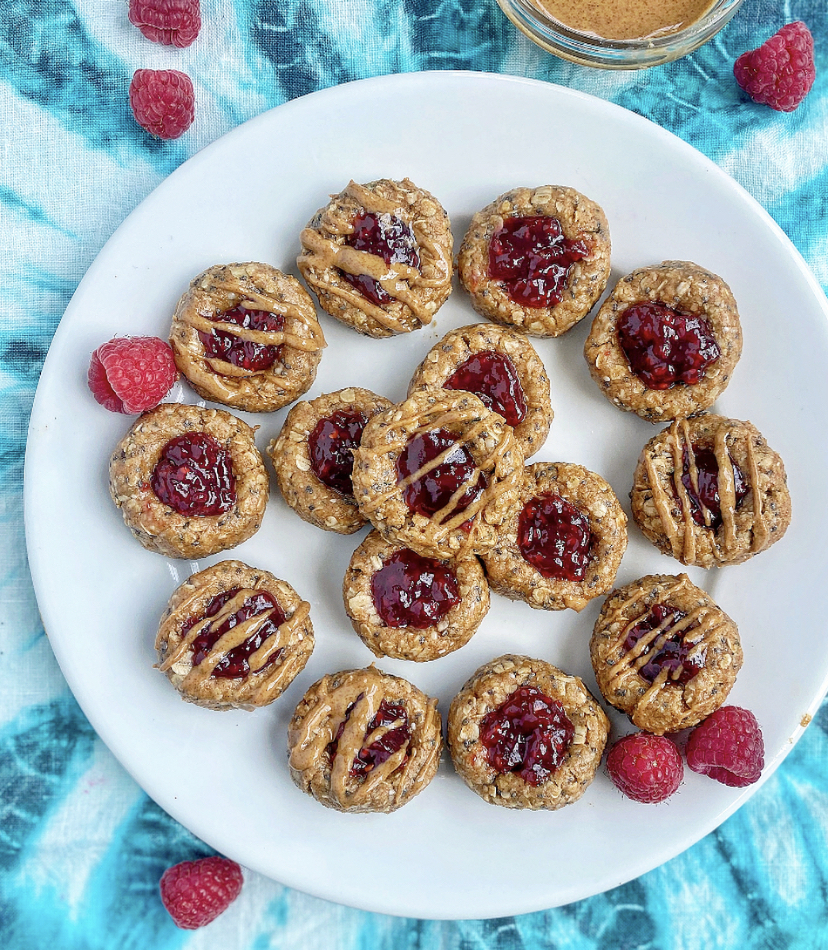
[480,685,575,786]
[186,588,286,679]
[616,302,721,390]
[623,603,705,685]
[308,409,368,496]
[343,211,420,306]
[371,549,460,629]
[396,428,485,525]
[517,492,593,581]
[198,305,285,372]
[488,215,588,309]
[151,432,236,516]
[443,351,527,427]
[681,445,748,529]
[327,696,411,778]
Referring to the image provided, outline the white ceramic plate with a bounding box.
[25,72,828,920]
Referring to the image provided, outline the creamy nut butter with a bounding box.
[532,0,717,41]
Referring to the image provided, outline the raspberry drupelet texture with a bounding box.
[686,706,765,787]
[88,336,178,413]
[734,21,816,113]
[129,69,195,139]
[159,855,243,929]
[606,732,683,804]
[129,0,201,48]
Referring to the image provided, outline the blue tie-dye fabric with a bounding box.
[2,1,827,945]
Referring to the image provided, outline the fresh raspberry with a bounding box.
[159,855,243,930]
[686,706,764,788]
[129,69,195,140]
[606,733,683,804]
[88,336,178,413]
[129,0,201,48]
[734,21,816,112]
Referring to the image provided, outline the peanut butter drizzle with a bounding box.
[182,272,325,379]
[289,675,438,808]
[358,404,515,554]
[160,589,310,704]
[299,180,450,330]
[602,575,724,701]
[648,419,765,562]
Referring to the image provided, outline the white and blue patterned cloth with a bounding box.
[2,1,828,946]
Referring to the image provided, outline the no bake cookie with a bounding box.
[108,403,269,559]
[297,178,453,338]
[351,389,525,560]
[480,462,627,612]
[447,654,609,810]
[287,666,442,813]
[590,573,742,734]
[407,323,553,459]
[584,261,742,422]
[268,387,393,534]
[343,530,490,662]
[630,414,791,568]
[155,560,314,711]
[169,262,325,413]
[457,185,611,337]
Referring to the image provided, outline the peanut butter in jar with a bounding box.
[532,0,717,41]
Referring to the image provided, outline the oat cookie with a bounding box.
[155,560,314,711]
[584,261,742,422]
[407,323,553,459]
[631,414,791,568]
[297,178,453,338]
[351,389,524,561]
[268,387,393,535]
[457,185,611,337]
[343,530,489,662]
[169,262,325,413]
[447,655,609,810]
[590,574,742,734]
[109,403,269,559]
[480,462,627,612]
[287,666,442,813]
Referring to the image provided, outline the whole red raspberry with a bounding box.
[734,21,816,112]
[160,855,243,930]
[129,69,195,140]
[88,336,178,413]
[606,732,683,804]
[686,706,764,788]
[129,0,201,48]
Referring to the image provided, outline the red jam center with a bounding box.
[343,211,420,306]
[327,696,411,778]
[479,685,574,786]
[488,215,588,309]
[151,432,236,516]
[517,493,593,581]
[198,305,285,372]
[616,302,721,390]
[186,588,286,679]
[370,548,460,629]
[396,428,485,525]
[623,603,705,685]
[443,351,527,427]
[681,445,748,529]
[308,409,368,496]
